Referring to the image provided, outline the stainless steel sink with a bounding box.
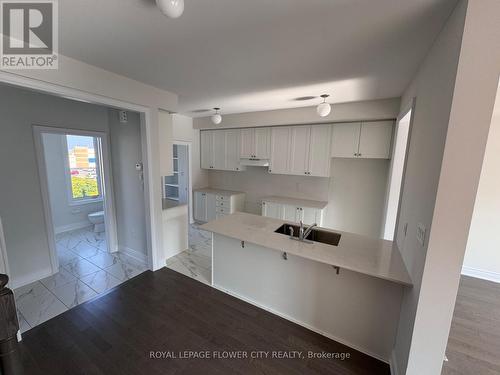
[274,224,341,246]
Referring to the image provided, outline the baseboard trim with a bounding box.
[55,221,91,234]
[390,349,400,375]
[211,283,390,365]
[118,245,148,264]
[10,268,53,289]
[462,266,500,283]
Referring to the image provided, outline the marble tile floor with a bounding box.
[14,226,148,333]
[166,223,212,286]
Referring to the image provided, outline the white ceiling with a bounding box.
[59,0,458,116]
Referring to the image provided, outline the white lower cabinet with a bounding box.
[194,189,245,223]
[262,197,325,226]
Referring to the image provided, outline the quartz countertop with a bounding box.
[201,212,412,286]
[262,196,328,209]
[193,187,245,196]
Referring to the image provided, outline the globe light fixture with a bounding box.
[156,0,185,19]
[317,94,332,117]
[211,108,222,125]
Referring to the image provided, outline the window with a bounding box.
[65,134,102,203]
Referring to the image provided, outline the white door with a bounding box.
[240,128,255,158]
[212,131,226,170]
[225,129,241,171]
[301,207,319,225]
[269,127,290,174]
[289,126,311,176]
[200,131,213,169]
[206,193,217,221]
[331,123,361,158]
[358,121,393,159]
[283,205,299,222]
[255,128,271,159]
[262,201,283,219]
[194,192,207,222]
[308,125,332,177]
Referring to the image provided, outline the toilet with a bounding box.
[88,211,105,233]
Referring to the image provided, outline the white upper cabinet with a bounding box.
[331,122,361,158]
[200,130,214,169]
[308,124,332,177]
[200,129,244,171]
[269,127,291,174]
[240,127,271,159]
[289,126,311,176]
[331,121,393,159]
[358,121,393,159]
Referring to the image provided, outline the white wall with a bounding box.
[393,0,500,373]
[0,84,110,288]
[42,133,103,233]
[462,86,500,282]
[109,110,148,260]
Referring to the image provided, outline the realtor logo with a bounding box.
[1,0,58,69]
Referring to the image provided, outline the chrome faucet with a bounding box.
[299,221,317,241]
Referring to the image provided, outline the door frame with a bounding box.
[0,72,162,273]
[33,126,118,274]
[171,140,193,223]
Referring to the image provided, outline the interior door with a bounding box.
[255,128,271,159]
[225,129,241,171]
[200,131,213,169]
[212,131,226,170]
[331,123,361,158]
[289,126,311,176]
[358,121,393,159]
[308,125,332,177]
[240,128,255,158]
[269,127,290,174]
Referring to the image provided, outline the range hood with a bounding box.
[239,158,270,167]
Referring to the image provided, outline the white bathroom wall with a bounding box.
[109,110,148,261]
[0,84,109,288]
[42,133,103,234]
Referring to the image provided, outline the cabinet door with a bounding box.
[206,193,217,221]
[225,129,242,171]
[331,123,361,158]
[255,128,271,159]
[283,205,299,222]
[358,121,393,159]
[308,125,332,177]
[200,131,213,169]
[212,131,226,170]
[194,192,207,222]
[301,207,320,225]
[240,128,255,158]
[289,126,311,176]
[269,127,291,174]
[262,201,283,219]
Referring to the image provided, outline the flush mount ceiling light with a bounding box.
[211,108,222,125]
[317,94,332,117]
[156,0,185,18]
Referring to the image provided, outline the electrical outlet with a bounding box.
[416,223,426,246]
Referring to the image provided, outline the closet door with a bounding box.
[200,131,213,169]
[269,127,291,174]
[308,125,332,177]
[331,123,361,158]
[289,126,311,176]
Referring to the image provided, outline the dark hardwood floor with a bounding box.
[442,276,500,375]
[18,268,390,375]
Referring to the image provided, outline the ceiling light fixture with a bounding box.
[317,94,332,117]
[156,0,185,19]
[211,108,222,125]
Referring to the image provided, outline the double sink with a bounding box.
[274,223,341,246]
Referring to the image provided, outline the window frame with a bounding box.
[63,135,103,206]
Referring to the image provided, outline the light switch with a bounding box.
[416,223,426,246]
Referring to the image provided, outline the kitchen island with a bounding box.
[201,212,412,363]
